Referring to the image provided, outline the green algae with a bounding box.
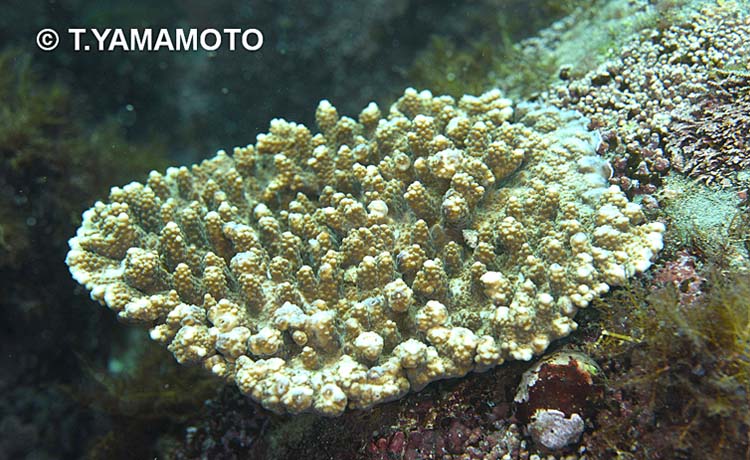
[584,258,750,458]
[657,174,747,266]
[77,335,217,460]
[0,48,173,458]
[0,49,169,269]
[408,0,700,101]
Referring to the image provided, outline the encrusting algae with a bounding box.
[66,88,664,416]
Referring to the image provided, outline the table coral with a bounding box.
[66,88,663,416]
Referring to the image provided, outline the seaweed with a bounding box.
[667,73,750,186]
[0,48,170,459]
[408,36,497,99]
[72,337,217,459]
[0,49,169,269]
[407,0,583,100]
[584,264,750,459]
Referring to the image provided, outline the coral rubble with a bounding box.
[66,87,663,415]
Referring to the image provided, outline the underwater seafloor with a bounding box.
[2,0,750,459]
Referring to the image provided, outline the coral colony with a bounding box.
[66,88,663,416]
